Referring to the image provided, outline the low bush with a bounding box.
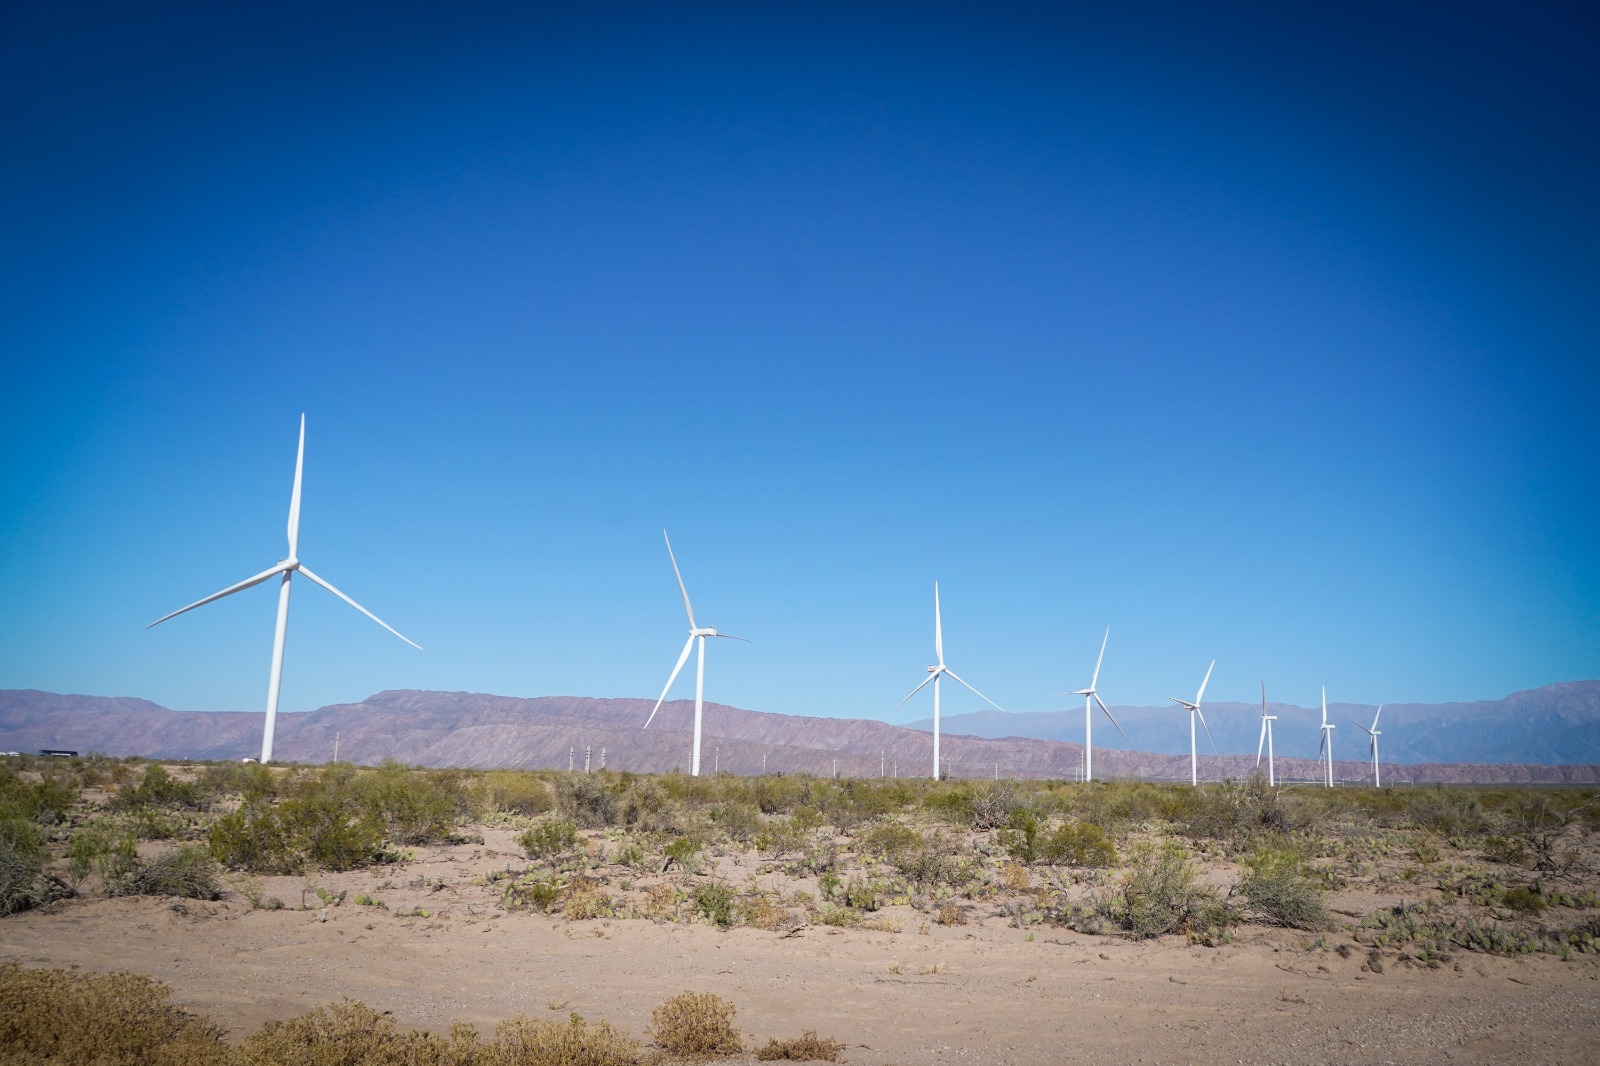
[0,963,230,1065]
[518,818,581,860]
[755,1030,847,1061]
[113,764,208,812]
[0,816,49,916]
[118,845,224,900]
[558,775,621,828]
[358,761,472,845]
[487,1012,641,1065]
[1113,840,1228,940]
[483,770,553,815]
[1237,847,1329,930]
[691,880,738,927]
[649,991,743,1057]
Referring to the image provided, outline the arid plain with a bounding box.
[3,760,1599,1064]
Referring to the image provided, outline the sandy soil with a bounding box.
[4,831,1598,1065]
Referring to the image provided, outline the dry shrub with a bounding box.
[755,1030,846,1062]
[1000,863,1031,892]
[0,963,231,1065]
[487,1013,641,1065]
[934,903,967,926]
[649,991,743,1057]
[118,845,223,900]
[235,999,444,1065]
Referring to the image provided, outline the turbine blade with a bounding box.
[1166,696,1196,710]
[897,672,937,708]
[1195,705,1217,754]
[1318,729,1327,760]
[1356,724,1375,736]
[933,582,944,665]
[644,635,696,727]
[1089,627,1109,689]
[1261,679,1267,715]
[663,530,696,630]
[1196,659,1215,705]
[1321,686,1328,727]
[943,667,1004,712]
[710,633,750,643]
[1372,704,1383,731]
[296,565,422,649]
[287,414,305,558]
[147,562,290,627]
[1094,692,1130,744]
[1256,717,1267,765]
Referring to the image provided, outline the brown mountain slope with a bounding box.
[3,688,1598,784]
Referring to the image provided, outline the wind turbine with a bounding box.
[1318,687,1336,787]
[1256,680,1277,787]
[1166,660,1216,786]
[147,415,421,764]
[1356,705,1383,787]
[641,531,745,776]
[1059,627,1129,783]
[898,582,1004,779]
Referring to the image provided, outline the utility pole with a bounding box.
[832,758,837,780]
[715,747,720,774]
[569,747,574,772]
[762,753,767,774]
[332,732,340,764]
[600,748,606,770]
[584,746,591,773]
[880,750,885,777]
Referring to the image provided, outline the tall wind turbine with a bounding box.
[1166,660,1216,786]
[1318,687,1336,787]
[642,531,745,776]
[898,583,1004,779]
[147,415,421,764]
[1356,705,1383,787]
[1059,627,1129,783]
[1256,680,1277,787]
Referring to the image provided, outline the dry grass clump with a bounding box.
[487,1013,641,1066]
[0,962,230,1065]
[648,991,743,1057]
[934,902,967,926]
[117,844,223,900]
[754,1030,847,1061]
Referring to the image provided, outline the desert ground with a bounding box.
[4,826,1598,1064]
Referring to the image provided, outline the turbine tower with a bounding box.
[1059,627,1129,783]
[1256,680,1277,787]
[1356,705,1383,787]
[1166,660,1216,786]
[898,582,1004,779]
[148,415,421,764]
[1318,687,1336,787]
[642,531,745,776]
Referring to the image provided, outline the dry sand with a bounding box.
[3,830,1597,1065]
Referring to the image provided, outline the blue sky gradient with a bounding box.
[3,2,1596,727]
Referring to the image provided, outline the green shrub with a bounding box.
[558,775,621,828]
[649,991,743,1057]
[1237,847,1330,930]
[1113,840,1226,940]
[1501,885,1547,917]
[710,801,763,843]
[663,835,704,872]
[209,772,383,874]
[691,880,738,927]
[484,770,553,816]
[0,765,78,825]
[0,817,48,916]
[1039,821,1119,868]
[114,764,208,812]
[519,818,581,860]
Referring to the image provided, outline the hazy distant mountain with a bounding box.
[3,685,1599,784]
[909,681,1600,766]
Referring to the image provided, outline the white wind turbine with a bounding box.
[1166,660,1217,786]
[1318,687,1336,787]
[1356,705,1383,787]
[898,582,1004,779]
[642,531,745,776]
[1059,627,1129,783]
[1256,680,1278,787]
[147,415,421,764]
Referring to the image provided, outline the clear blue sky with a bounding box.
[3,1,1596,724]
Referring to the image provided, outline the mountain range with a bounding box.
[3,683,1599,784]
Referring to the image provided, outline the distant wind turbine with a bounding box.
[642,531,746,776]
[899,583,1004,779]
[147,415,421,764]
[1166,660,1217,786]
[1256,680,1277,787]
[1058,627,1129,783]
[1356,705,1383,787]
[1318,687,1336,787]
